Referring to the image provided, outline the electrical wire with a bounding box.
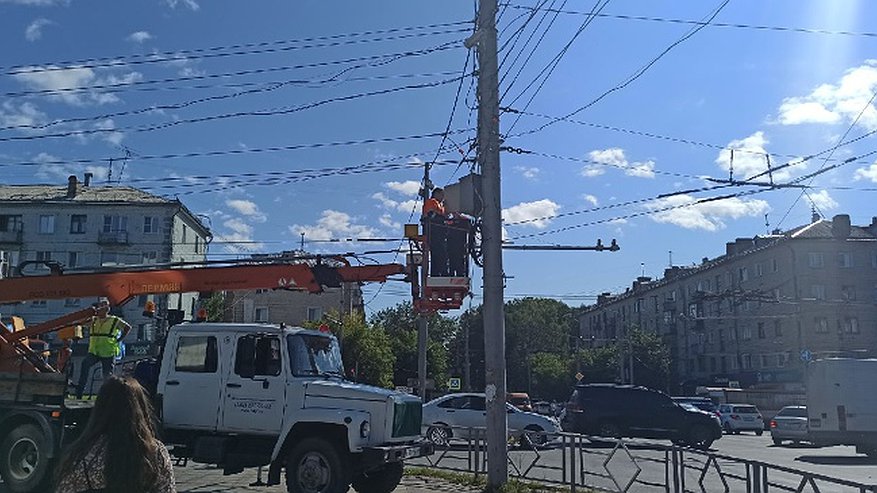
[499,0,567,101]
[511,0,730,139]
[501,4,877,38]
[2,22,472,76]
[0,74,471,142]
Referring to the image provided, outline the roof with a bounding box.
[786,219,875,239]
[0,184,170,204]
[171,322,329,337]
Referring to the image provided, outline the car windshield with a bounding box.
[779,407,808,418]
[509,397,529,405]
[733,406,759,414]
[287,334,344,377]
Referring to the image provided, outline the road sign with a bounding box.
[448,377,461,390]
[575,372,584,382]
[800,349,813,362]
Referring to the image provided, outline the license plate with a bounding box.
[403,446,422,459]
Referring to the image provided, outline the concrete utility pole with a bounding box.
[417,315,428,399]
[473,0,507,486]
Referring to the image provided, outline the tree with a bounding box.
[504,298,574,396]
[304,311,395,388]
[202,292,226,322]
[628,328,671,391]
[574,345,620,384]
[528,352,574,401]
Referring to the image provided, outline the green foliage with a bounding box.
[528,352,574,401]
[306,311,395,388]
[504,298,574,395]
[574,345,620,384]
[202,292,226,322]
[629,328,671,391]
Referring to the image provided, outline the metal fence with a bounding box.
[410,427,877,493]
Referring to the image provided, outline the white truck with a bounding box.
[806,358,877,457]
[155,322,431,493]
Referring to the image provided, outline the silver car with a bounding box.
[770,406,809,446]
[422,393,560,446]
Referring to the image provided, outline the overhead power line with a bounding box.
[0,128,473,168]
[502,4,877,38]
[2,21,472,76]
[3,41,463,99]
[511,0,730,139]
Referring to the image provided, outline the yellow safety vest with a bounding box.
[88,316,123,358]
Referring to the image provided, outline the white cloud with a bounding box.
[0,101,46,130]
[583,194,599,206]
[854,162,877,182]
[94,119,124,145]
[586,147,656,179]
[215,218,264,254]
[502,199,560,228]
[290,210,377,241]
[0,0,67,5]
[384,180,420,196]
[226,199,267,222]
[515,166,540,180]
[647,194,770,231]
[372,192,418,213]
[11,65,143,106]
[714,131,803,182]
[33,152,108,182]
[127,31,153,43]
[379,214,401,230]
[776,61,877,130]
[163,0,199,10]
[25,18,52,41]
[808,190,839,211]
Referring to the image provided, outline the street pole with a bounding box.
[463,319,471,391]
[417,314,428,400]
[473,0,507,486]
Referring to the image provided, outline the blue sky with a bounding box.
[1,0,876,314]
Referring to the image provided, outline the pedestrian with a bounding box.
[76,302,131,399]
[422,187,449,276]
[56,376,176,493]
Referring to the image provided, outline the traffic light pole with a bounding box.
[473,0,508,486]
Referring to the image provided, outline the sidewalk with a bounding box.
[174,463,482,493]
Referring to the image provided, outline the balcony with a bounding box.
[0,230,23,244]
[98,231,129,245]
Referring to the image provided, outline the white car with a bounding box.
[717,404,764,435]
[422,393,560,446]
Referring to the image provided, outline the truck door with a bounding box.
[162,335,221,430]
[221,334,286,434]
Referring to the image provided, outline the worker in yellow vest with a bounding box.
[75,303,131,399]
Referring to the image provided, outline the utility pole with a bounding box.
[472,0,507,486]
[417,315,428,399]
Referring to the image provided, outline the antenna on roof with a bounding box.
[764,214,770,235]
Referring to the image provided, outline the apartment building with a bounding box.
[579,213,877,391]
[222,251,363,326]
[0,175,211,353]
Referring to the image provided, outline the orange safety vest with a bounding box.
[422,198,445,219]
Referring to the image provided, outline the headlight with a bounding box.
[360,420,371,439]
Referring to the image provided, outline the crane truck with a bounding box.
[0,258,432,493]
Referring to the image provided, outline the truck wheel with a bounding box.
[0,424,51,493]
[286,437,351,493]
[351,462,403,493]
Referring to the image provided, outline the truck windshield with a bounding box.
[287,334,345,378]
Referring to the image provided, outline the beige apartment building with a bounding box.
[579,213,877,391]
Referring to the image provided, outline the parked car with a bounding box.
[561,384,722,449]
[508,392,533,412]
[422,393,559,446]
[717,404,764,435]
[770,405,809,446]
[672,396,719,416]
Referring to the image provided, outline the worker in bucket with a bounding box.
[422,187,449,276]
[76,300,131,399]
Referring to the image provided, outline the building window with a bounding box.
[182,225,188,244]
[307,307,323,322]
[808,252,824,268]
[841,285,856,301]
[755,263,764,277]
[255,289,269,294]
[772,258,778,272]
[100,251,119,266]
[738,267,749,282]
[31,300,47,308]
[64,298,80,307]
[142,251,157,264]
[843,317,859,334]
[760,354,770,368]
[815,317,829,334]
[774,320,782,337]
[70,214,87,234]
[714,275,722,291]
[255,307,268,323]
[103,215,128,232]
[666,291,676,302]
[729,357,738,371]
[38,215,55,234]
[195,236,202,254]
[811,284,826,300]
[0,215,23,232]
[742,327,752,340]
[143,216,159,234]
[757,322,766,339]
[67,251,78,268]
[777,353,788,368]
[36,251,52,267]
[872,252,877,268]
[838,252,853,268]
[742,354,751,370]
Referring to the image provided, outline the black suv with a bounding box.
[561,384,722,448]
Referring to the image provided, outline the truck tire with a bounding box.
[286,437,351,493]
[0,424,51,493]
[351,462,403,493]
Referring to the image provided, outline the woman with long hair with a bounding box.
[56,376,175,493]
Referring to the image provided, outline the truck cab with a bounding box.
[157,323,431,493]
